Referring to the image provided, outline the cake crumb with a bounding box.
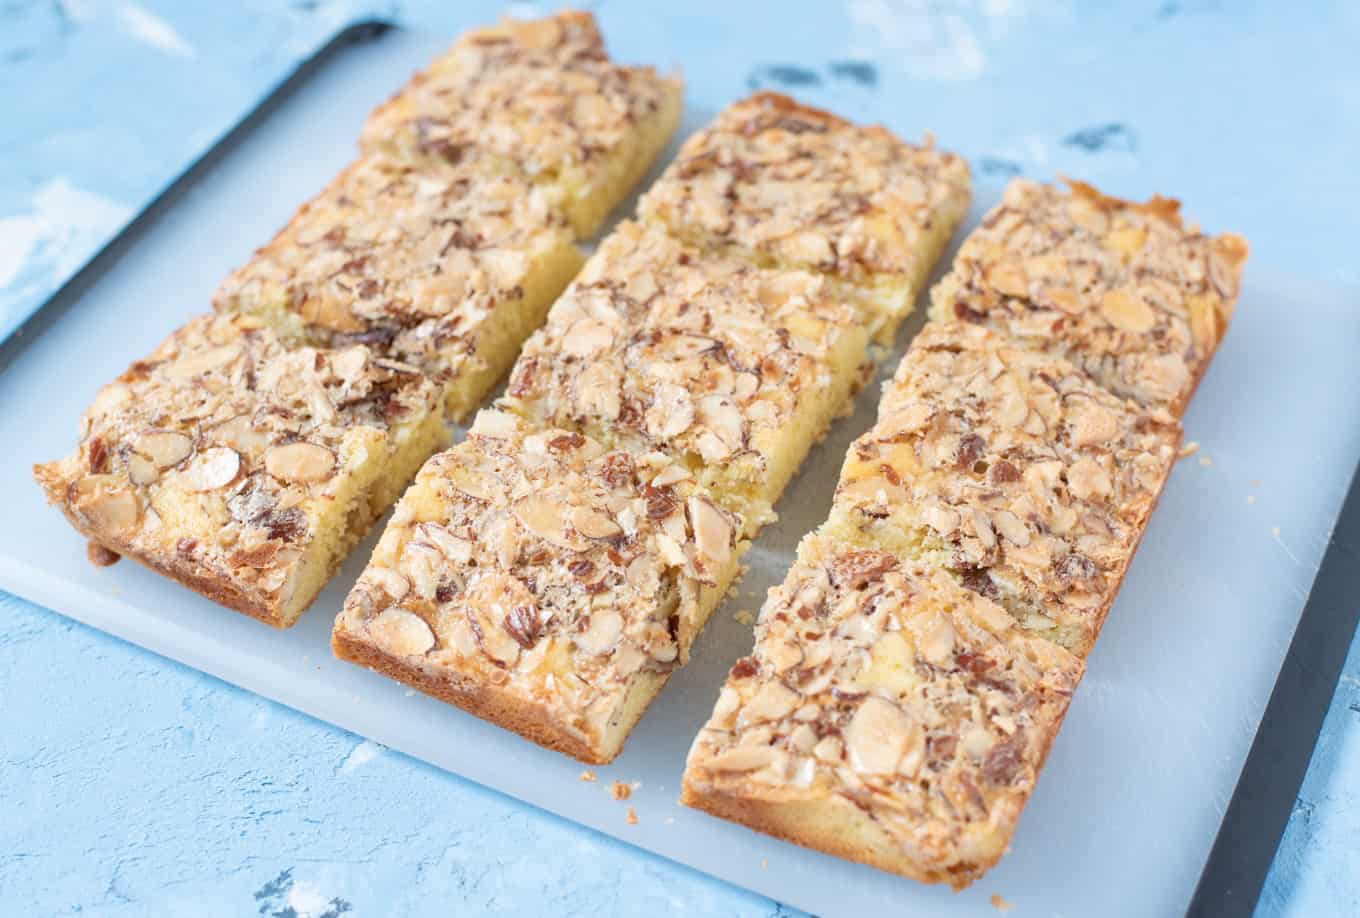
[990,893,1015,912]
[580,770,597,783]
[86,540,121,567]
[1178,440,1199,458]
[733,609,756,626]
[625,806,638,825]
[610,780,632,801]
[1198,455,1212,467]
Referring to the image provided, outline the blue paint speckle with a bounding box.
[1063,122,1138,153]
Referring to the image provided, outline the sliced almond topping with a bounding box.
[210,414,270,454]
[688,496,732,565]
[470,409,520,438]
[971,508,997,550]
[135,430,193,469]
[415,522,473,563]
[742,681,800,722]
[181,446,242,492]
[574,609,623,656]
[846,696,914,775]
[561,318,614,357]
[922,503,960,536]
[367,608,434,657]
[705,745,779,773]
[992,509,1030,547]
[697,395,744,448]
[264,441,336,483]
[649,464,691,488]
[125,453,160,486]
[571,505,622,540]
[369,567,410,602]
[514,495,583,550]
[1067,399,1119,447]
[164,344,241,380]
[70,476,139,532]
[911,611,956,665]
[1099,288,1157,333]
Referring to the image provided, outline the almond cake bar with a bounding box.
[497,220,871,535]
[361,10,683,239]
[824,322,1181,656]
[638,92,972,342]
[682,535,1082,888]
[929,178,1248,415]
[214,155,584,422]
[332,411,742,763]
[34,314,447,627]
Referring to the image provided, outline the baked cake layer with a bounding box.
[498,220,870,534]
[361,10,683,239]
[214,155,584,422]
[638,91,971,342]
[682,535,1082,889]
[928,178,1248,415]
[824,321,1180,656]
[332,411,743,763]
[34,313,447,627]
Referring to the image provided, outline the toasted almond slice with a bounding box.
[574,608,623,655]
[70,476,139,532]
[368,608,435,657]
[181,447,242,491]
[706,745,779,773]
[845,696,914,775]
[264,441,336,483]
[164,344,241,380]
[571,505,622,540]
[689,496,732,564]
[135,430,194,469]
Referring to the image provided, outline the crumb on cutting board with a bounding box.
[990,893,1015,912]
[580,770,596,783]
[1178,440,1199,458]
[610,780,632,801]
[626,806,638,825]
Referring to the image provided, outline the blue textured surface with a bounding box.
[2,2,1358,915]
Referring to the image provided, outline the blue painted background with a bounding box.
[2,2,1357,915]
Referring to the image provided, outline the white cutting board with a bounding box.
[2,28,1356,917]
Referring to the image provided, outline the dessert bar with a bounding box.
[332,411,741,763]
[639,91,971,341]
[824,321,1181,656]
[215,155,584,422]
[498,220,871,534]
[929,178,1248,415]
[361,10,683,238]
[34,314,446,627]
[682,535,1082,888]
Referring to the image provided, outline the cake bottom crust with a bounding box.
[679,780,980,889]
[332,625,670,765]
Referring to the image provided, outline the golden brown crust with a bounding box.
[331,625,659,764]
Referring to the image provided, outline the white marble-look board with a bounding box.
[1,28,1355,918]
